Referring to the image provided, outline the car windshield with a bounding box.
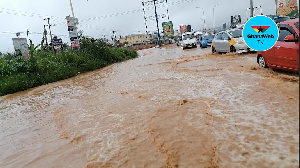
[295,22,299,31]
[228,29,242,38]
[275,17,290,23]
[183,34,195,40]
[204,35,214,40]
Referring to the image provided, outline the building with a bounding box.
[119,34,154,45]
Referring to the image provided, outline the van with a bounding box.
[181,32,197,49]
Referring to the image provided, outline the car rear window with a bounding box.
[204,35,214,40]
[228,29,242,38]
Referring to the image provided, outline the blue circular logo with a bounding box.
[243,15,279,51]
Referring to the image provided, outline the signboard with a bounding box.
[162,21,174,37]
[66,16,78,27]
[12,38,29,57]
[69,30,78,38]
[51,37,63,46]
[66,16,79,48]
[71,40,79,48]
[277,0,299,17]
[180,25,187,33]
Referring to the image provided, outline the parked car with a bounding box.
[181,32,197,49]
[267,15,291,23]
[212,28,254,53]
[199,34,214,48]
[257,18,299,72]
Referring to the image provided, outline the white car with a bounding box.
[181,32,197,49]
[211,29,255,53]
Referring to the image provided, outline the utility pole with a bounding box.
[250,0,254,17]
[142,0,165,47]
[154,0,161,47]
[44,18,53,42]
[43,25,48,46]
[112,30,117,46]
[196,7,205,31]
[213,4,219,33]
[70,0,75,17]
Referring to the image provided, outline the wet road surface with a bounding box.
[0,45,299,168]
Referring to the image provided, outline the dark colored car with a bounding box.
[257,19,299,72]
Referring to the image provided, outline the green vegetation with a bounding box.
[0,39,138,96]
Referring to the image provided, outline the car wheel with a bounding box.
[230,46,236,52]
[212,47,216,53]
[258,55,268,68]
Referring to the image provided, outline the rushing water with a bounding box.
[0,45,299,168]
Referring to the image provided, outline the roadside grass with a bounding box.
[0,39,137,96]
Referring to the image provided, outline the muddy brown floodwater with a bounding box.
[0,45,299,168]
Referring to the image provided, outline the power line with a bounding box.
[80,0,199,23]
[0,0,199,24]
[0,0,200,34]
[0,7,65,22]
[1,0,198,24]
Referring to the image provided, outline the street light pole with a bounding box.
[199,18,205,31]
[196,7,205,31]
[213,4,219,32]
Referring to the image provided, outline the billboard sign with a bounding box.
[71,40,79,48]
[66,16,78,27]
[66,16,79,48]
[277,0,299,17]
[180,25,187,33]
[51,38,63,46]
[12,38,29,57]
[162,21,174,37]
[69,30,78,38]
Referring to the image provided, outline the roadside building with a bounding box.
[120,34,154,46]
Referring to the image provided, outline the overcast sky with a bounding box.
[0,0,281,53]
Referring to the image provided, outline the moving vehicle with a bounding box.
[195,32,203,43]
[175,36,182,46]
[199,34,214,48]
[181,32,197,49]
[211,29,254,53]
[257,19,299,72]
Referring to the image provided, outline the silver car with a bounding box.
[211,29,255,53]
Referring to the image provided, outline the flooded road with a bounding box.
[0,45,299,168]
